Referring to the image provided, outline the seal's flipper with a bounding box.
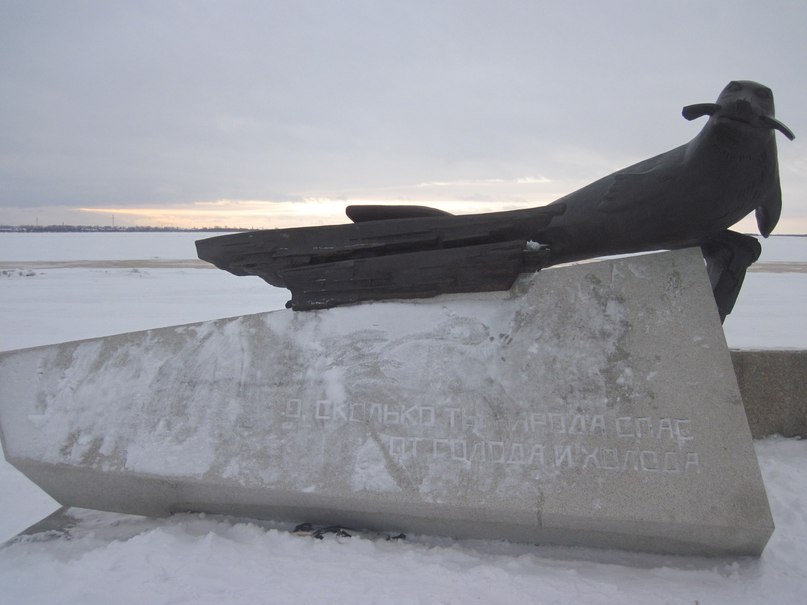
[682,103,721,121]
[701,231,761,322]
[755,183,782,238]
[760,116,795,141]
[197,204,562,305]
[346,205,452,223]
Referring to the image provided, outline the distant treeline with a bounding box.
[0,225,252,233]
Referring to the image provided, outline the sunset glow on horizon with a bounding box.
[69,199,807,235]
[76,197,550,230]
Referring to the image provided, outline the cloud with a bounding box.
[416,177,551,188]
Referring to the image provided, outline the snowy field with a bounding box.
[0,232,805,604]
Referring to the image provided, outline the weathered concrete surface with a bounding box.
[732,350,807,438]
[0,248,773,556]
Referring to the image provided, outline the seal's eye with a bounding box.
[755,88,772,101]
[726,81,743,92]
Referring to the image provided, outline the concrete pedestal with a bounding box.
[0,248,773,555]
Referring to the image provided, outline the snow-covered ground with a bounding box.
[0,233,805,604]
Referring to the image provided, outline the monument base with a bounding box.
[0,249,773,556]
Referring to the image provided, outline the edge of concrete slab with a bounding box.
[731,349,807,439]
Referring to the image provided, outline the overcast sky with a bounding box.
[1,1,805,231]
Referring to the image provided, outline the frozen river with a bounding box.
[1,232,806,351]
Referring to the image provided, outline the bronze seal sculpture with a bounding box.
[197,80,793,320]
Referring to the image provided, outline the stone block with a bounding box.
[731,349,807,438]
[0,248,773,555]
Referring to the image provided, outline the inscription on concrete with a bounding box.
[280,399,701,475]
[0,248,773,556]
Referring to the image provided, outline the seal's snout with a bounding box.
[733,98,753,113]
[724,98,757,123]
[684,82,794,139]
[710,81,795,139]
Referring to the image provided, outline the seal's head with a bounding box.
[682,80,795,140]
